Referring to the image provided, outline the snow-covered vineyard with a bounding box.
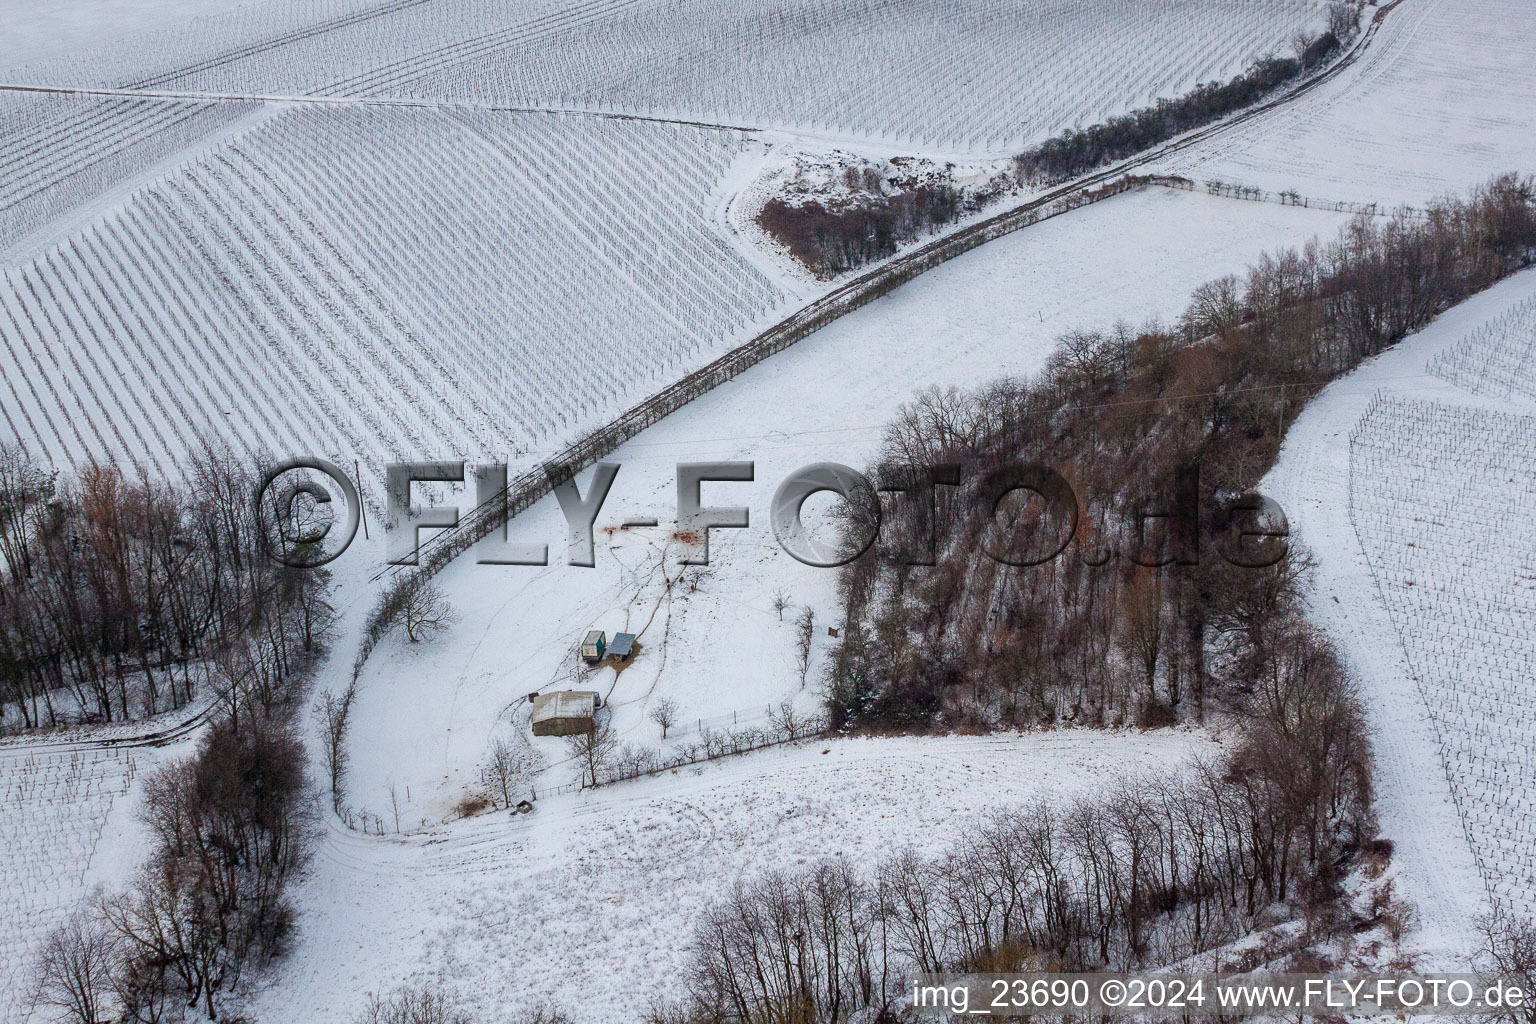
[0,0,1339,488]
[0,747,141,1022]
[1431,297,1536,405]
[4,0,1536,1020]
[0,107,786,485]
[7,0,1330,151]
[1350,395,1536,919]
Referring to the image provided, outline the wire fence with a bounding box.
[1153,173,1430,220]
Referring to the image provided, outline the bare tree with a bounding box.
[771,589,791,622]
[769,700,804,740]
[354,984,474,1024]
[794,606,815,686]
[566,720,618,787]
[1483,915,1536,1024]
[353,985,572,1024]
[401,577,457,643]
[480,731,542,808]
[648,697,680,739]
[1328,1,1357,39]
[314,684,355,811]
[35,909,115,1024]
[1115,571,1164,707]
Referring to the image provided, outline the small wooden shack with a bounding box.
[580,630,606,664]
[530,690,601,737]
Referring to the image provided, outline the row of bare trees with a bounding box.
[30,452,330,1022]
[1013,6,1353,186]
[0,444,328,729]
[660,651,1373,1024]
[828,174,1536,733]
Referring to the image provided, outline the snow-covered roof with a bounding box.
[531,691,598,724]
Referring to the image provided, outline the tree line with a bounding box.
[1014,11,1349,186]
[0,445,327,730]
[27,451,332,1023]
[656,174,1536,1023]
[656,717,1376,1023]
[829,174,1536,734]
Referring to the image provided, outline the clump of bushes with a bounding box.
[759,182,961,278]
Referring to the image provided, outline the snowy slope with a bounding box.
[1163,0,1536,206]
[6,0,1330,155]
[0,738,182,1024]
[1263,268,1536,964]
[0,0,266,70]
[341,187,1353,826]
[0,110,789,492]
[1350,396,1536,921]
[248,730,1213,1023]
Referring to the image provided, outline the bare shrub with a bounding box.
[352,984,572,1024]
[1483,915,1536,1024]
[794,606,815,686]
[480,730,542,808]
[648,696,680,739]
[354,984,473,1024]
[566,720,618,787]
[400,577,457,643]
[34,909,115,1024]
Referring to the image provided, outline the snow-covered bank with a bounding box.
[1163,0,1536,206]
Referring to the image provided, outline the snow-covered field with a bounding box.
[1351,395,1536,921]
[0,109,789,487]
[3,0,1536,1018]
[342,187,1353,824]
[1163,0,1536,206]
[0,743,157,1023]
[0,4,1360,1018]
[252,729,1213,1023]
[4,0,1329,154]
[0,0,1337,488]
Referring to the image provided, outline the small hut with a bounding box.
[531,690,601,737]
[580,630,607,664]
